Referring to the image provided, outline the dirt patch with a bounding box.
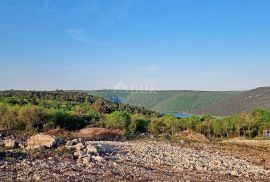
[73,128,124,140]
[222,137,270,147]
[175,129,210,142]
[45,129,68,136]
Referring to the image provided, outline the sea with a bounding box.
[161,112,192,118]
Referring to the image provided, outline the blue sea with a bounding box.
[161,112,192,118]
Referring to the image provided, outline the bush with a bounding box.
[148,118,167,135]
[18,106,47,132]
[46,110,86,131]
[127,115,150,134]
[161,115,183,135]
[0,107,21,130]
[105,111,131,130]
[148,115,184,136]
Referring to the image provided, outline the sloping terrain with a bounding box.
[86,90,240,113]
[192,87,270,116]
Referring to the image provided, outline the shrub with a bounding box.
[0,107,21,130]
[161,115,183,135]
[127,115,150,134]
[18,106,47,132]
[105,111,131,130]
[148,118,167,135]
[46,110,86,131]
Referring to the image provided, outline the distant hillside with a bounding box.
[192,87,270,116]
[85,90,240,113]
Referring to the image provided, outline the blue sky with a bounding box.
[0,0,270,91]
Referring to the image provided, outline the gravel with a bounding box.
[0,140,269,182]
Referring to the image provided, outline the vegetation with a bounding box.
[0,90,270,140]
[105,111,131,130]
[86,90,240,113]
[193,87,270,116]
[0,90,157,132]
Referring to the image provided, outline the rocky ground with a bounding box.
[0,137,270,182]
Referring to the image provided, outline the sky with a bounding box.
[0,0,270,91]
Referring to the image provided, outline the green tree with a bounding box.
[221,117,235,138]
[161,115,182,135]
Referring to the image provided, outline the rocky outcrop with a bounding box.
[26,134,62,150]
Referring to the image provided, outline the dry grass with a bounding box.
[44,128,72,139]
[72,128,124,140]
[45,129,67,136]
[175,129,210,142]
[222,137,270,147]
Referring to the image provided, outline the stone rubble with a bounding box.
[0,139,269,181]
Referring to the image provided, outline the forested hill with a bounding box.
[85,90,240,113]
[192,87,270,116]
[0,90,157,116]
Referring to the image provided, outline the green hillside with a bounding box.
[86,90,241,113]
[192,87,270,116]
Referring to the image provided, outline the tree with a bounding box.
[161,115,182,135]
[221,117,235,138]
[211,118,222,138]
[251,109,270,136]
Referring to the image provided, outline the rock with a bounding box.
[230,170,239,177]
[92,156,104,162]
[209,160,221,167]
[4,138,17,148]
[86,144,97,154]
[65,140,77,149]
[75,143,85,151]
[66,140,73,147]
[82,157,90,164]
[74,151,84,157]
[72,139,79,144]
[89,143,113,154]
[26,133,61,150]
[19,142,26,149]
[33,174,41,181]
[82,155,91,164]
[180,140,185,144]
